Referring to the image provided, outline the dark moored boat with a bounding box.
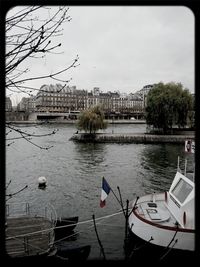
[54,216,79,240]
[55,242,91,261]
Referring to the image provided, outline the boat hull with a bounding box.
[127,193,195,263]
[54,216,78,241]
[55,243,91,261]
[126,228,195,263]
[129,207,195,251]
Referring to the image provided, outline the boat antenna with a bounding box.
[124,199,130,259]
[184,159,187,176]
[177,156,180,172]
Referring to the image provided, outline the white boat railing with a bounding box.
[177,156,195,182]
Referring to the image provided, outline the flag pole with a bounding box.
[100,177,125,215]
[124,199,130,259]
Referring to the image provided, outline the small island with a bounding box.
[70,132,194,144]
[70,83,195,144]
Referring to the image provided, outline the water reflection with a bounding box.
[74,142,107,169]
[140,144,194,193]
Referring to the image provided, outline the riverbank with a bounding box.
[6,119,146,125]
[70,132,195,144]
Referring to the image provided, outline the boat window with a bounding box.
[171,178,193,203]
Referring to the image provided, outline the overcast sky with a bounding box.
[7,5,194,105]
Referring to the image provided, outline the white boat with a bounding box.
[128,156,195,262]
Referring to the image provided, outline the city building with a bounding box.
[18,95,36,112]
[35,84,87,113]
[14,83,157,120]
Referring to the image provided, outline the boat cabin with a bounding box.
[166,171,194,229]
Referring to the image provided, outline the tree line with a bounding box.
[76,82,194,135]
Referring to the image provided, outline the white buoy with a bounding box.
[38,176,47,188]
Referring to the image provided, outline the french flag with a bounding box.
[100,177,111,208]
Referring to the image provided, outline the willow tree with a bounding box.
[145,82,193,133]
[77,106,108,134]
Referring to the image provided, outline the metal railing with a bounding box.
[6,201,57,223]
[6,202,57,257]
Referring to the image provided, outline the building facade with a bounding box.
[16,83,156,119]
[35,84,87,113]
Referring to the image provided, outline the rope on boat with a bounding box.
[7,211,125,258]
[6,210,124,240]
[7,235,54,256]
[92,223,124,228]
[7,233,81,261]
[53,230,79,244]
[53,214,124,244]
[6,210,125,259]
[6,226,55,240]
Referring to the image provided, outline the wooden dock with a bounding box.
[6,216,55,258]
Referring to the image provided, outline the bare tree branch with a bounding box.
[6,6,78,96]
[6,122,58,149]
[6,6,79,150]
[6,185,28,202]
[6,55,79,88]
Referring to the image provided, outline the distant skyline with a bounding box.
[6,5,194,106]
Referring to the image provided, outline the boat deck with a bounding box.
[6,216,55,257]
[134,194,178,227]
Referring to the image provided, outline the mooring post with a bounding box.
[92,214,106,261]
[124,199,129,259]
[125,199,129,239]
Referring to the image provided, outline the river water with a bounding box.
[6,123,194,261]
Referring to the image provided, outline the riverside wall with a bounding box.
[6,119,146,124]
[70,133,195,144]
